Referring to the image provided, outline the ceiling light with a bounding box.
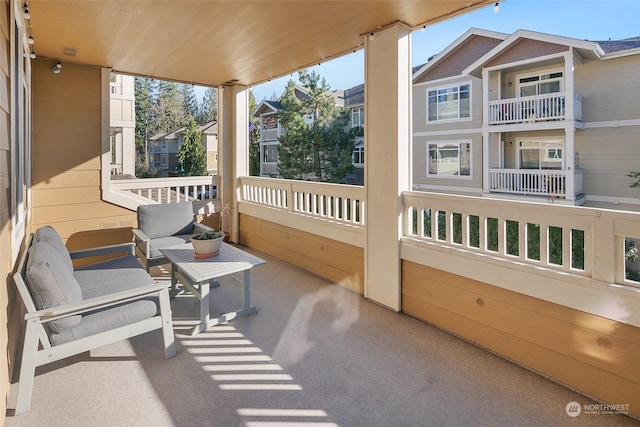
[28,36,34,44]
[494,2,500,12]
[23,2,30,19]
[369,32,375,41]
[30,51,36,59]
[51,62,62,74]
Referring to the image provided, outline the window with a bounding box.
[518,71,563,97]
[428,141,471,177]
[352,140,364,167]
[11,8,32,259]
[262,145,278,163]
[352,108,364,127]
[518,139,564,170]
[262,114,277,130]
[428,83,470,122]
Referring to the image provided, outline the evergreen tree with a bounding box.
[277,70,356,182]
[134,77,157,177]
[155,81,185,132]
[178,116,207,176]
[180,83,199,121]
[249,90,260,176]
[197,87,218,124]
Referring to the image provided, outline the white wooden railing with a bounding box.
[238,176,365,247]
[488,92,582,125]
[110,176,218,204]
[403,190,640,288]
[489,168,583,197]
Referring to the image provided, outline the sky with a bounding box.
[246,0,640,103]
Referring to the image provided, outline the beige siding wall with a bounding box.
[402,261,640,418]
[0,0,11,415]
[577,126,640,199]
[240,214,364,294]
[32,59,136,252]
[577,55,640,122]
[414,36,503,84]
[487,39,567,68]
[413,77,482,190]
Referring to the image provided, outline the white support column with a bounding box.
[564,51,576,202]
[364,23,411,311]
[219,85,250,242]
[482,69,491,195]
[482,132,490,194]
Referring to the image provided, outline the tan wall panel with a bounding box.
[31,59,134,250]
[31,169,100,189]
[240,214,364,293]
[402,261,640,417]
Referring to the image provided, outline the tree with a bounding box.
[277,70,356,182]
[134,77,157,177]
[248,90,261,176]
[180,83,199,121]
[155,80,185,133]
[197,87,217,125]
[177,116,207,176]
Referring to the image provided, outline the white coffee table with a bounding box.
[159,242,265,335]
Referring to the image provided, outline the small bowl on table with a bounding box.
[190,231,225,258]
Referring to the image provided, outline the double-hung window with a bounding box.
[428,141,471,177]
[352,137,364,167]
[352,108,364,128]
[427,83,470,122]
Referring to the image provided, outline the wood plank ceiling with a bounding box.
[28,0,496,87]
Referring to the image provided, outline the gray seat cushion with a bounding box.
[137,202,195,239]
[49,299,158,346]
[74,255,155,299]
[26,241,82,333]
[33,226,73,272]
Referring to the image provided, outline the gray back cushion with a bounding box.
[33,226,73,272]
[137,201,195,239]
[26,241,83,333]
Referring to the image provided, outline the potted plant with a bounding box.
[219,203,231,243]
[190,230,225,257]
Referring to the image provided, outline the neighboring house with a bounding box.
[109,74,136,176]
[345,84,364,185]
[253,83,365,183]
[149,120,218,176]
[412,28,640,208]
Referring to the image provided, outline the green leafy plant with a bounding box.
[192,230,224,240]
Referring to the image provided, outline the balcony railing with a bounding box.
[488,92,582,125]
[238,176,365,247]
[260,127,284,142]
[110,176,218,205]
[489,168,583,197]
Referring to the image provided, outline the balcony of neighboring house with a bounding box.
[488,91,582,125]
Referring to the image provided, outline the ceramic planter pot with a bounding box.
[190,232,224,256]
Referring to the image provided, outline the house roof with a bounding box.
[595,36,640,54]
[27,0,497,88]
[150,120,217,141]
[463,29,607,77]
[344,84,364,107]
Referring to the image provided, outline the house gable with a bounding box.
[486,38,568,68]
[414,35,505,83]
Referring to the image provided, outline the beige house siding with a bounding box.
[32,60,136,252]
[0,0,11,415]
[414,36,503,84]
[413,76,482,190]
[577,55,640,122]
[486,39,567,68]
[577,126,640,199]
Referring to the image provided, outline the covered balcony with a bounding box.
[488,91,583,125]
[3,0,640,423]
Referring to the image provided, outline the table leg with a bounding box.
[191,281,210,336]
[170,263,178,298]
